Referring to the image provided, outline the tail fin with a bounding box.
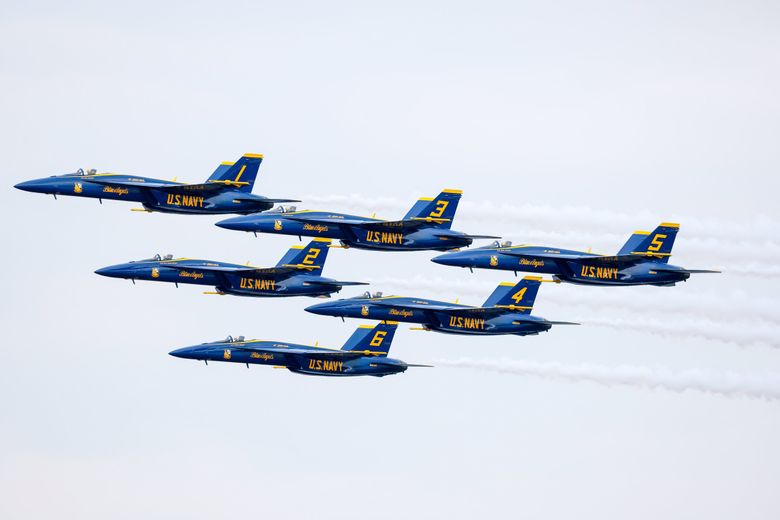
[631,223,679,263]
[403,189,462,228]
[482,277,542,314]
[276,238,331,272]
[617,230,651,256]
[341,321,398,355]
[206,153,263,193]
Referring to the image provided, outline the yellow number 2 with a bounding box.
[302,248,321,265]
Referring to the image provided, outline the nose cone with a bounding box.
[169,346,199,359]
[14,178,53,194]
[216,215,257,231]
[305,301,340,316]
[431,251,468,267]
[95,263,134,279]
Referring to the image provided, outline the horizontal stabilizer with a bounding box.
[434,232,501,240]
[304,280,369,286]
[263,198,301,203]
[652,267,721,275]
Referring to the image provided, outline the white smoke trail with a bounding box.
[302,193,780,270]
[366,275,780,327]
[363,276,780,347]
[437,358,780,401]
[584,317,780,349]
[302,193,780,244]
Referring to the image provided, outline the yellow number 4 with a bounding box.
[511,287,527,305]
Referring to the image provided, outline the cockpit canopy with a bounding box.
[269,205,297,214]
[223,335,245,343]
[74,168,97,176]
[134,253,173,262]
[488,240,512,248]
[359,291,383,299]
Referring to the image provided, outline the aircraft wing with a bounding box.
[444,306,522,318]
[369,300,469,312]
[163,264,319,277]
[84,177,180,190]
[497,250,588,261]
[285,215,373,226]
[232,345,387,358]
[499,250,661,266]
[362,217,452,230]
[286,215,453,230]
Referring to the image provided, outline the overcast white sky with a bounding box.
[2,1,780,518]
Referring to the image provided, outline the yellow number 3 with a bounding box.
[429,200,449,218]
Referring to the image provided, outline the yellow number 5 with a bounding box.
[647,234,666,252]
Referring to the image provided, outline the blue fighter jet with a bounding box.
[305,277,576,336]
[169,321,430,377]
[431,222,720,286]
[95,239,366,297]
[215,189,499,251]
[14,153,297,214]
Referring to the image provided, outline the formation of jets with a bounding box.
[15,153,720,377]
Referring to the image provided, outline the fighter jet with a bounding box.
[215,189,499,251]
[169,321,429,377]
[95,238,366,298]
[431,222,720,286]
[14,153,297,214]
[306,277,576,336]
